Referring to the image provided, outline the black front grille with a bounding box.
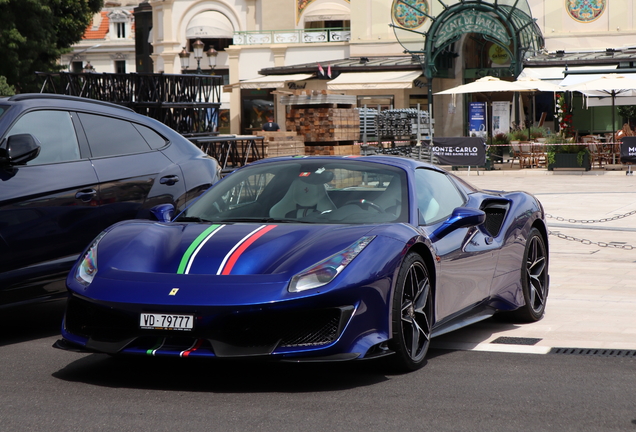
[66,295,137,342]
[66,295,346,350]
[208,308,343,348]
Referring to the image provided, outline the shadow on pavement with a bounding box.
[52,353,396,392]
[0,299,66,346]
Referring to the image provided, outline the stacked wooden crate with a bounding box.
[286,107,360,143]
[255,131,305,157]
[280,92,360,156]
[304,144,360,156]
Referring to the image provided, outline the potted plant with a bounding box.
[530,126,547,142]
[546,138,591,171]
[508,128,530,143]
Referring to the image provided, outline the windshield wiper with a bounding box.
[174,216,211,223]
[217,217,313,224]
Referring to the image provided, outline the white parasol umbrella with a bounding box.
[435,76,533,140]
[565,74,636,140]
[514,76,563,93]
[435,76,530,95]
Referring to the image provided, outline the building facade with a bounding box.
[63,1,143,74]
[70,0,636,138]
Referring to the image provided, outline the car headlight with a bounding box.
[75,231,108,287]
[288,236,375,293]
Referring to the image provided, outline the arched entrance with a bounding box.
[391,0,544,134]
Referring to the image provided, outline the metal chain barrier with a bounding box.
[546,209,636,224]
[546,209,636,249]
[548,230,635,250]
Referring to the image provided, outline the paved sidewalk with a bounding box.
[431,169,636,353]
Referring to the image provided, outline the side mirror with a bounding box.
[150,203,175,222]
[2,134,41,165]
[430,207,486,242]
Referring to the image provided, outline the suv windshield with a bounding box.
[177,159,408,224]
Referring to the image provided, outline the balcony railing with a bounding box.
[233,28,351,45]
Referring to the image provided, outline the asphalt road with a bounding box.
[1,301,635,432]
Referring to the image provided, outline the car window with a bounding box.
[77,112,152,157]
[178,160,408,224]
[0,105,9,119]
[133,123,168,149]
[6,110,81,165]
[415,168,465,225]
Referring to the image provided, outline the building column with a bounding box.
[227,47,242,134]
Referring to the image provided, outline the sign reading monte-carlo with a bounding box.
[621,137,636,164]
[426,137,486,166]
[435,11,510,48]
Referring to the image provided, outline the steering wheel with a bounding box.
[345,199,385,213]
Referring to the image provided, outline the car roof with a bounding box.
[4,93,134,113]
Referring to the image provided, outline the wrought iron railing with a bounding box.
[233,28,350,45]
[37,72,223,134]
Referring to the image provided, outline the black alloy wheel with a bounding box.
[513,227,549,322]
[389,252,432,372]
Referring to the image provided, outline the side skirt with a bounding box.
[431,303,496,339]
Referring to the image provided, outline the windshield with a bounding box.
[177,159,408,224]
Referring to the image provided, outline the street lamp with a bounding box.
[206,47,218,73]
[192,39,205,74]
[179,47,189,70]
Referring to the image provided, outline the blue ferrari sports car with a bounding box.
[55,156,549,371]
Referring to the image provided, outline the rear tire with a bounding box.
[388,252,433,372]
[511,228,549,322]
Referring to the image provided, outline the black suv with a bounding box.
[0,94,220,306]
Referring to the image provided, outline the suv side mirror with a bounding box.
[430,207,486,242]
[1,134,41,165]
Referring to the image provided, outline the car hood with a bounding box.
[95,221,381,278]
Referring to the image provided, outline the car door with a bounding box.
[76,112,187,226]
[0,109,102,302]
[415,168,497,323]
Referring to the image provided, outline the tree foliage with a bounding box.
[617,105,636,127]
[0,76,16,96]
[0,0,103,93]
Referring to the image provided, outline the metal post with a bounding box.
[363,104,368,153]
[417,103,422,160]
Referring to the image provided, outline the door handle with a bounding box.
[75,188,97,202]
[160,175,180,186]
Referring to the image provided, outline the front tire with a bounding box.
[388,253,433,372]
[512,227,549,322]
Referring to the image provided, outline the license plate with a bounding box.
[140,313,194,331]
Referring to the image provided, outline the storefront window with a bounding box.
[357,95,394,110]
[409,95,428,109]
[241,89,274,134]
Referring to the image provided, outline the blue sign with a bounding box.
[468,102,486,137]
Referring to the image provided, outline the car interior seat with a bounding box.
[269,178,337,218]
[374,177,403,217]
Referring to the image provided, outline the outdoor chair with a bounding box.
[588,143,609,168]
[519,143,534,168]
[532,143,547,168]
[510,143,534,168]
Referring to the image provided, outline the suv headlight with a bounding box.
[289,236,375,292]
[75,231,108,287]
